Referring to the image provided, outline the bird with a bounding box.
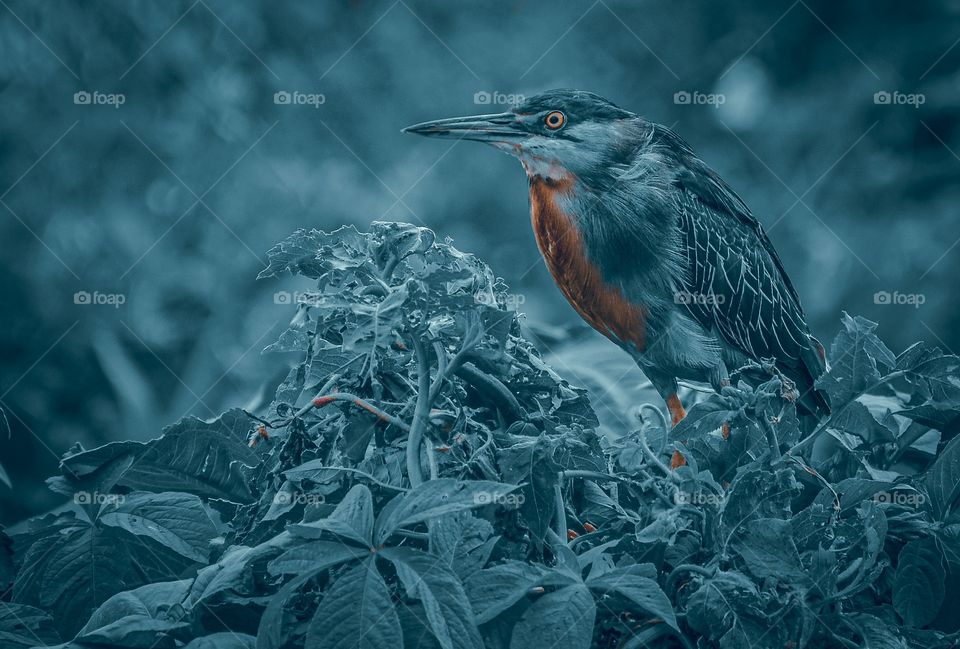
[403,89,829,458]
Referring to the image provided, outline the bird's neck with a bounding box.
[527,174,649,353]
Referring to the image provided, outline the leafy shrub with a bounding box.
[2,222,960,648]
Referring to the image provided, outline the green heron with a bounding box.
[404,90,829,452]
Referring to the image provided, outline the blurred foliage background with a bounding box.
[2,0,959,523]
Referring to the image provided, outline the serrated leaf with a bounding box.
[305,558,401,649]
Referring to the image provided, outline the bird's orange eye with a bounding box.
[544,111,566,130]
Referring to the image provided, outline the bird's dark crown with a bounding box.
[514,89,634,122]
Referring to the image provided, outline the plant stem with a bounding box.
[635,417,679,482]
[553,480,567,540]
[407,336,432,488]
[665,563,716,595]
[305,392,410,431]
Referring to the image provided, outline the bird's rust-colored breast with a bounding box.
[529,176,647,352]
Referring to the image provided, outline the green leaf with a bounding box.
[497,436,562,543]
[99,491,218,563]
[289,484,374,547]
[268,540,367,576]
[925,434,960,519]
[74,581,192,648]
[816,313,895,407]
[465,561,548,624]
[305,558,401,649]
[186,534,291,606]
[381,547,483,649]
[0,603,60,648]
[671,392,743,441]
[729,518,807,583]
[57,409,258,503]
[508,583,595,649]
[685,571,768,646]
[183,633,257,649]
[12,522,194,638]
[893,537,945,627]
[374,480,517,545]
[428,514,497,582]
[586,568,678,631]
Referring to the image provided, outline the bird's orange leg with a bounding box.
[666,394,686,426]
[666,394,688,468]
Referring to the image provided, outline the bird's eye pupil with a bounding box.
[545,111,565,129]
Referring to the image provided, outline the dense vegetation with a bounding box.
[2,223,959,648]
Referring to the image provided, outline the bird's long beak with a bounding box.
[402,112,525,142]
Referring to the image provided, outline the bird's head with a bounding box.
[403,89,639,184]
